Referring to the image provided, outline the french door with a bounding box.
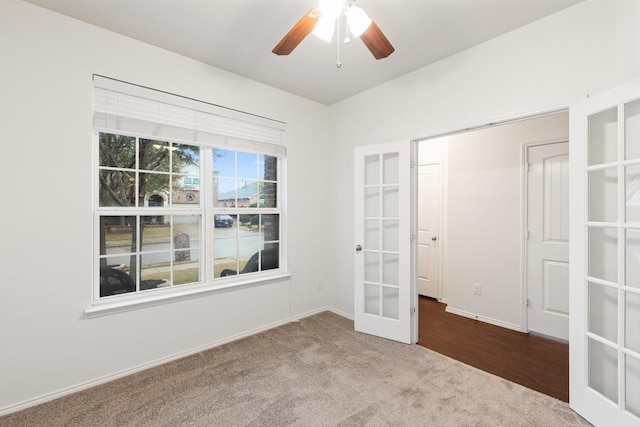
[570,78,640,426]
[354,141,413,344]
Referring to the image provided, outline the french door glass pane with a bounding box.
[383,153,399,184]
[383,253,399,285]
[588,107,618,166]
[626,291,640,353]
[588,338,618,403]
[626,164,640,223]
[588,227,618,282]
[364,284,380,315]
[365,154,380,185]
[382,220,399,252]
[589,167,618,222]
[588,282,618,343]
[365,188,380,217]
[382,286,399,320]
[626,355,640,418]
[626,99,640,160]
[383,186,399,217]
[365,220,380,250]
[364,252,380,283]
[627,229,640,288]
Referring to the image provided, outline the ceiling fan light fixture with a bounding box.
[312,15,335,42]
[272,1,393,60]
[318,0,345,21]
[345,5,372,37]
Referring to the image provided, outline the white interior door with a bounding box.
[354,141,413,344]
[417,163,441,298]
[569,78,640,426]
[526,142,570,340]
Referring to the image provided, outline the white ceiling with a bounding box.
[25,0,585,105]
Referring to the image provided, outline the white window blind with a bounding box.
[93,75,286,157]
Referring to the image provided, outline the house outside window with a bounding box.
[93,76,286,304]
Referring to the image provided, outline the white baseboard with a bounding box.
[326,306,354,320]
[444,306,524,333]
[291,306,353,321]
[1,307,348,417]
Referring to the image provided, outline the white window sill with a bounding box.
[84,272,291,318]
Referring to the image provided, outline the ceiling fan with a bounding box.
[272,0,394,61]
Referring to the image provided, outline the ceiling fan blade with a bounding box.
[272,9,320,56]
[359,20,394,60]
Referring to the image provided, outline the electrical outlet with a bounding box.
[473,284,482,296]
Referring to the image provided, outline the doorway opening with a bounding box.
[415,110,570,400]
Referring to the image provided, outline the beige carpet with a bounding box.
[1,312,590,426]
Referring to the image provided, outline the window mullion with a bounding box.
[203,147,214,282]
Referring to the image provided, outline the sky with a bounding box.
[213,149,271,194]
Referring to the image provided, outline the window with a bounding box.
[212,149,280,278]
[183,176,200,186]
[93,76,286,303]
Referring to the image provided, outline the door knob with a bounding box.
[431,236,437,241]
[355,244,363,252]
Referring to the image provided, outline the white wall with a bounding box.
[0,0,330,413]
[327,0,640,321]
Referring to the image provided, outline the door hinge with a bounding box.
[411,233,416,242]
[410,160,416,168]
[525,298,530,308]
[410,307,417,316]
[526,230,530,240]
[526,162,530,173]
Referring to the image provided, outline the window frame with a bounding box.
[88,77,288,316]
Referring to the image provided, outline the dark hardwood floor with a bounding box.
[417,296,569,402]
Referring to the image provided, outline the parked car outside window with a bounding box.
[214,214,234,227]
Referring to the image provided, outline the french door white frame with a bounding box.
[569,78,640,427]
[353,140,418,345]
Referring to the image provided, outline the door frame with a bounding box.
[521,138,570,336]
[411,140,419,344]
